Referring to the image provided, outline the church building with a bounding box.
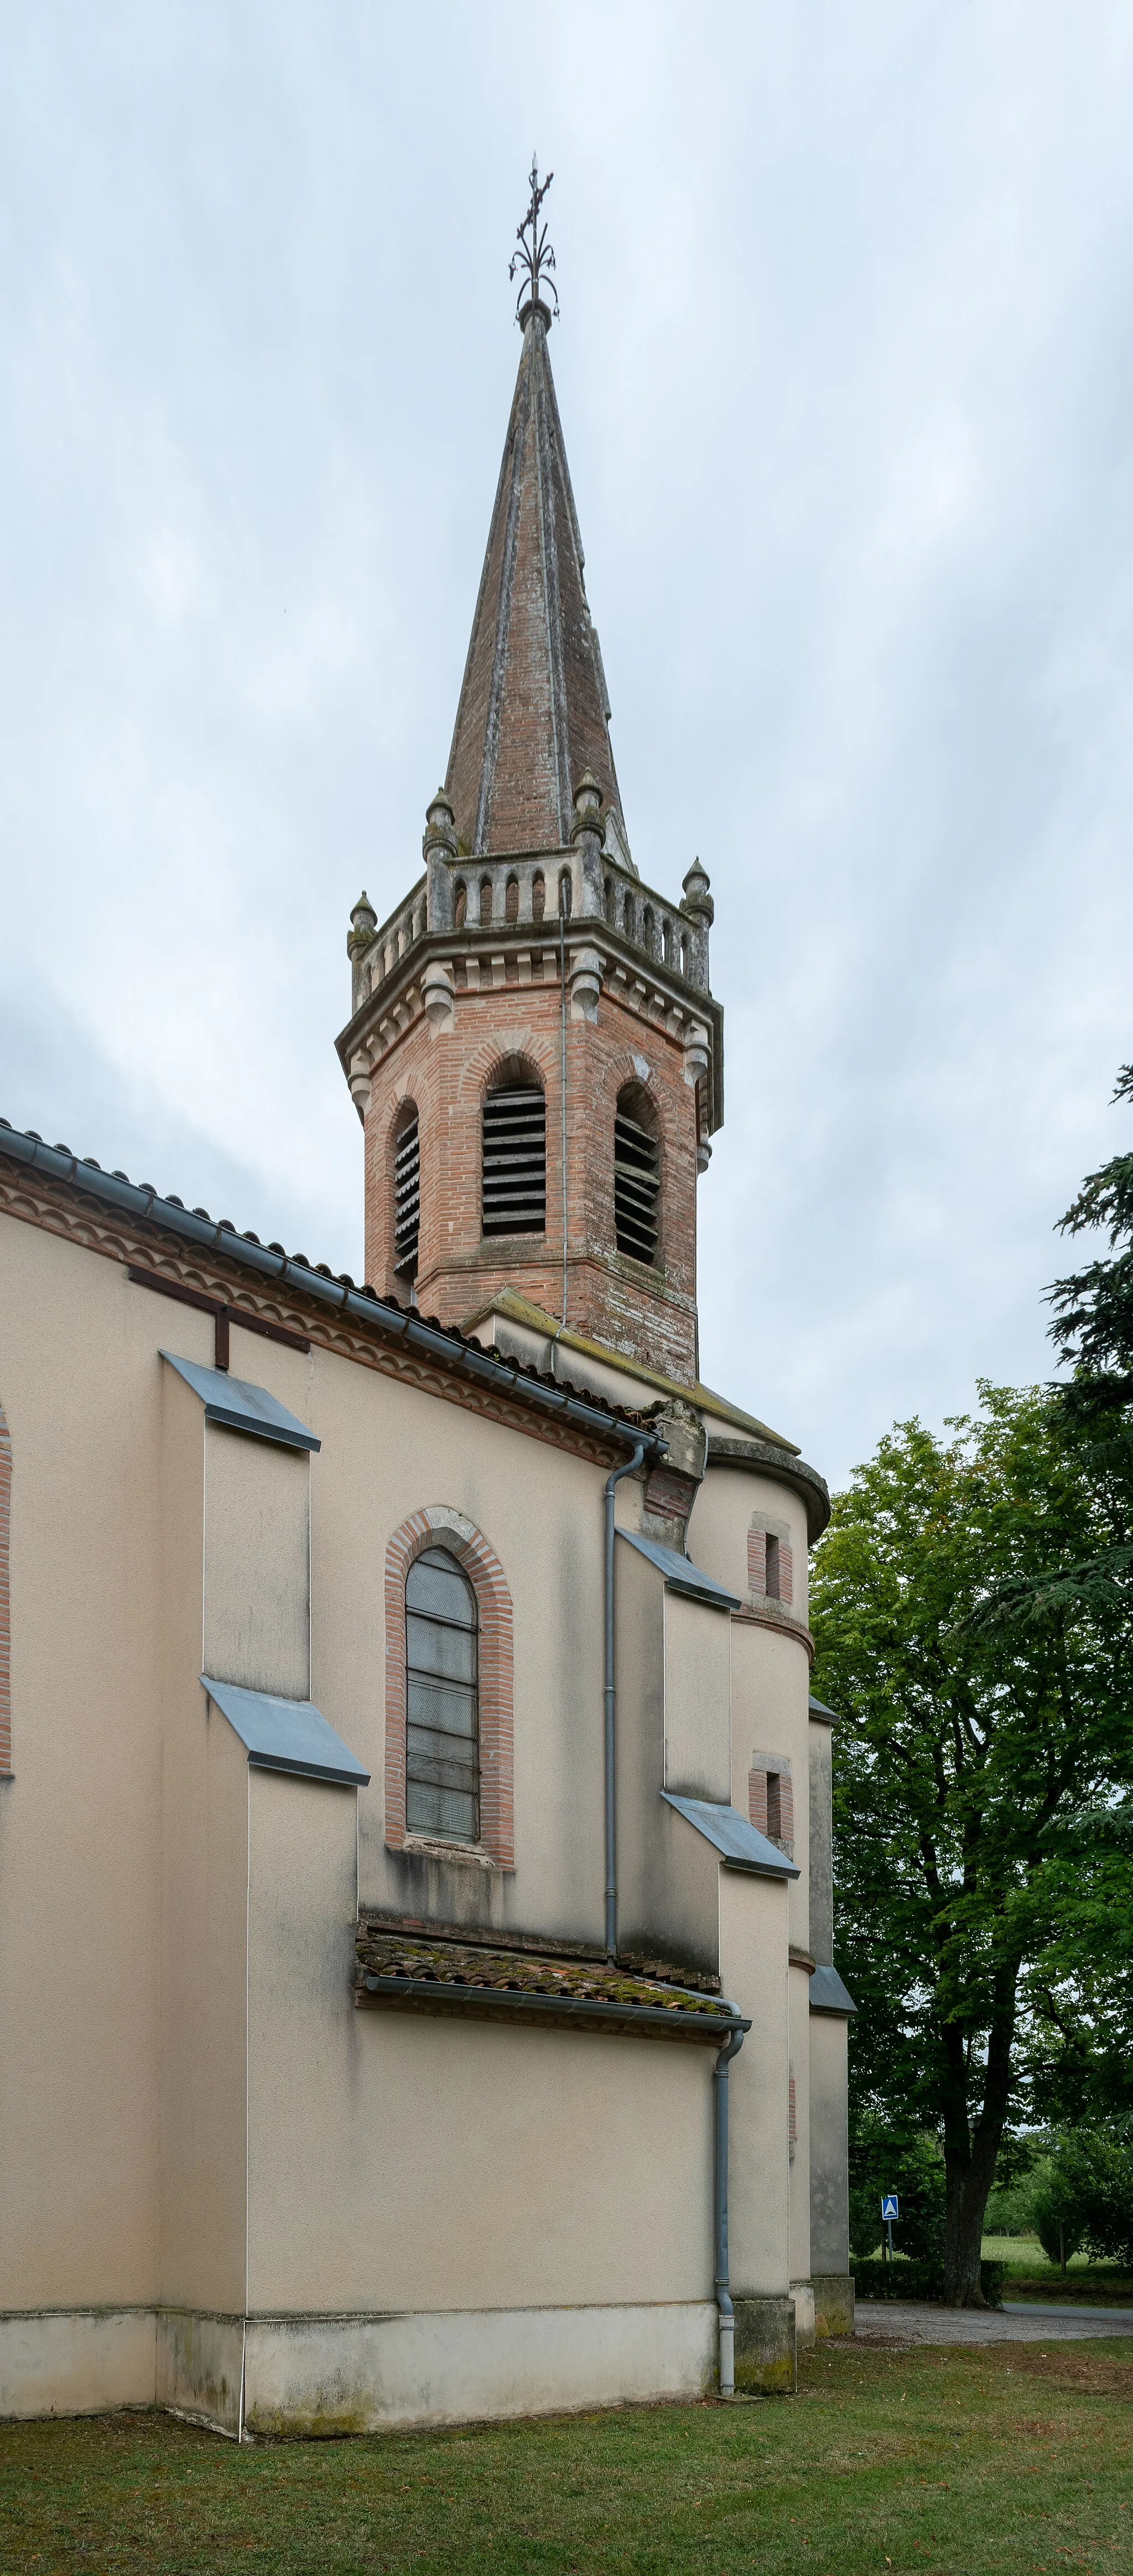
[0,176,854,2437]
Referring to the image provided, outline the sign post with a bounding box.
[881,2193,899,2263]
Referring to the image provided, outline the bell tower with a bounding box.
[336,168,723,1388]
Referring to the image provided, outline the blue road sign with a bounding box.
[881,2194,899,2222]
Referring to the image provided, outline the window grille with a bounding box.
[393,1112,420,1276]
[614,1099,660,1264]
[482,1083,546,1237]
[405,1546,479,1841]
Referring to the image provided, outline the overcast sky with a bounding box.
[2,2,1131,1488]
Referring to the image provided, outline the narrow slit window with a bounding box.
[765,1534,781,1599]
[482,1082,546,1237]
[393,1110,420,1279]
[766,1772,782,1841]
[614,1093,660,1265]
[405,1547,479,1842]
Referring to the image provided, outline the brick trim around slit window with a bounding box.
[384,1505,514,1866]
[749,1753,794,1856]
[747,1514,794,1608]
[0,1401,11,1773]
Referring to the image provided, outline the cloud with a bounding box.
[2,0,1131,1484]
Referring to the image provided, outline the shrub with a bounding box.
[848,2131,946,2263]
[851,2255,1005,2308]
[1043,2128,1133,2268]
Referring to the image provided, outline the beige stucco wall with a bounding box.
[809,2011,850,2274]
[0,1215,163,2308]
[0,1203,825,2389]
[245,1767,716,2316]
[718,1866,791,2295]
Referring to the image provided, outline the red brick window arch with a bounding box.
[0,1400,11,1773]
[384,1507,514,1866]
[614,1082,661,1268]
[482,1058,546,1240]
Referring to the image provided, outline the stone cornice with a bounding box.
[732,1600,816,1664]
[704,1434,831,1543]
[337,917,725,1135]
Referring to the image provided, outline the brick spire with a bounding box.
[444,299,627,863]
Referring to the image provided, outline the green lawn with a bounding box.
[3,2339,1132,2574]
[982,2238,1133,2304]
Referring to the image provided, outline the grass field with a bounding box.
[2,2339,1132,2574]
[981,2239,1133,2303]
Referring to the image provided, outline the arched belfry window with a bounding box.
[392,1104,420,1282]
[405,1546,479,1841]
[615,1086,661,1266]
[482,1069,546,1237]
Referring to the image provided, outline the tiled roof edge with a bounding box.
[0,1119,665,1462]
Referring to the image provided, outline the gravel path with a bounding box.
[854,2298,1133,2344]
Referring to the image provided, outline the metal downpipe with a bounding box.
[714,2018,748,2397]
[602,1440,647,1963]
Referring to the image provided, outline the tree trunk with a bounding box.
[944,2123,1001,2304]
[942,1975,1020,2304]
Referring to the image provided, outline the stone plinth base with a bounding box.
[812,2274,855,2338]
[732,2295,797,2394]
[790,2281,816,2349]
[2,2301,720,2437]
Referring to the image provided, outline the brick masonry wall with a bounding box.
[362,974,700,1384]
[0,1401,9,1773]
[384,1507,514,1867]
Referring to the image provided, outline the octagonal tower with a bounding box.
[336,289,723,1388]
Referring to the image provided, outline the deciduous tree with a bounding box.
[810,1387,1131,2305]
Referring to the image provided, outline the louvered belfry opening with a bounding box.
[482,1077,546,1238]
[615,1088,661,1266]
[405,1546,479,1842]
[393,1108,420,1279]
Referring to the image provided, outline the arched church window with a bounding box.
[614,1086,661,1266]
[482,1071,546,1237]
[454,880,467,929]
[532,872,545,925]
[479,876,493,926]
[642,903,654,957]
[404,1546,479,1842]
[505,874,519,924]
[680,931,690,979]
[392,1104,420,1283]
[623,891,636,941]
[662,918,673,966]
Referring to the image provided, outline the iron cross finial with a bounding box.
[510,153,559,325]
